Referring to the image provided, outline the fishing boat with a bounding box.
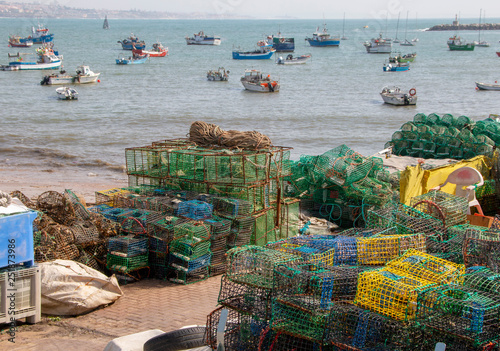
[16,24,54,44]
[8,45,62,70]
[40,65,100,85]
[116,53,149,65]
[390,52,416,63]
[56,86,78,100]
[8,35,33,47]
[266,31,294,52]
[364,33,392,53]
[380,87,417,105]
[276,54,311,65]
[475,82,500,91]
[185,31,221,45]
[118,34,146,50]
[474,9,490,47]
[207,67,229,81]
[132,42,168,57]
[240,69,279,93]
[103,15,109,30]
[447,36,475,51]
[232,41,275,60]
[305,23,340,47]
[383,60,409,72]
[497,52,500,57]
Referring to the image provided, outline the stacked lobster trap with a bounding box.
[124,136,298,249]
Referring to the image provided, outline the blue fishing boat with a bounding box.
[232,41,276,60]
[118,34,146,50]
[116,53,149,65]
[383,60,409,72]
[305,23,340,47]
[266,31,294,52]
[17,24,54,44]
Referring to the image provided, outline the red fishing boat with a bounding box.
[8,35,33,47]
[132,42,168,57]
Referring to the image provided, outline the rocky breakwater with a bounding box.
[427,23,500,31]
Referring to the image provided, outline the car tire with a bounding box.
[143,326,207,351]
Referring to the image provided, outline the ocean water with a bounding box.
[1,17,500,177]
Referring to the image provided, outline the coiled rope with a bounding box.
[0,191,12,207]
[189,121,272,149]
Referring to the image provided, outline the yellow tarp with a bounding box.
[399,155,493,205]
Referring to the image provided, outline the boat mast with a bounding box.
[404,11,409,41]
[478,9,482,42]
[395,12,400,41]
[342,13,345,38]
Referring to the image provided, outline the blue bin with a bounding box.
[0,211,37,268]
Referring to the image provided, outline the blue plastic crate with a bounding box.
[0,211,37,268]
[169,253,211,273]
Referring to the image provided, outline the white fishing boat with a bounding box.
[240,69,279,93]
[40,65,100,85]
[56,86,79,100]
[276,54,311,65]
[207,67,229,81]
[363,33,392,53]
[475,82,500,91]
[380,86,417,105]
[185,31,221,45]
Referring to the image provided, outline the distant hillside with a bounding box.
[0,1,249,19]
[427,23,500,31]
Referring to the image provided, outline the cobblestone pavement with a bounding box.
[0,275,222,351]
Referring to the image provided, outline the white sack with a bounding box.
[40,259,123,316]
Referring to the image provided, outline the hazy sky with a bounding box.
[20,0,499,19]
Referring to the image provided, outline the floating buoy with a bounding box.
[97,79,101,83]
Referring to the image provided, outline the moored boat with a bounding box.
[116,53,149,65]
[118,34,146,50]
[475,82,500,91]
[383,60,410,72]
[276,54,311,65]
[389,53,416,63]
[8,44,62,70]
[103,15,109,30]
[240,69,279,93]
[497,52,500,57]
[132,42,168,57]
[232,41,275,60]
[56,86,78,100]
[305,24,340,47]
[364,33,392,53]
[8,35,33,47]
[380,86,417,105]
[185,31,221,45]
[15,24,54,44]
[266,31,294,52]
[41,65,100,85]
[207,67,229,81]
[447,36,475,51]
